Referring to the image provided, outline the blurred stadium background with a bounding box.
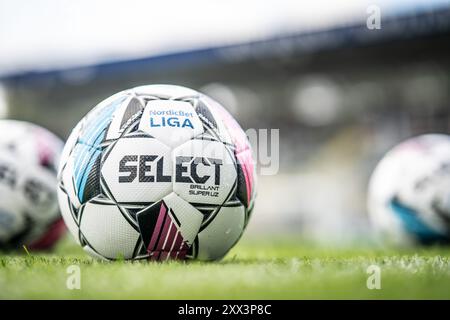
[0,0,449,244]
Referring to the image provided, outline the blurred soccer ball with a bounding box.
[57,84,256,261]
[368,134,450,245]
[0,120,65,250]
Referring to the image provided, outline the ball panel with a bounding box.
[66,93,129,205]
[101,137,172,203]
[172,139,237,206]
[196,97,233,145]
[197,204,245,261]
[138,99,203,148]
[61,157,82,209]
[70,143,102,204]
[194,99,218,129]
[200,95,257,207]
[235,148,257,208]
[244,202,255,230]
[201,95,249,152]
[105,95,145,141]
[78,95,127,149]
[57,188,80,245]
[136,192,203,261]
[81,154,102,203]
[162,192,203,245]
[79,201,140,259]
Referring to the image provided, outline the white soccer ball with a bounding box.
[0,120,65,250]
[368,134,450,246]
[57,84,257,261]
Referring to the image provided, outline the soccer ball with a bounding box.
[368,134,450,246]
[0,120,65,250]
[57,84,256,261]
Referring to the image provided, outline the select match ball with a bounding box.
[57,84,257,261]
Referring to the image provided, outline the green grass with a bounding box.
[1,235,450,299]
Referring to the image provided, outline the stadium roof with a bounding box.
[1,0,449,84]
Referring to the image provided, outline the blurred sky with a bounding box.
[0,0,449,76]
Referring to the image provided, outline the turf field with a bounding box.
[1,235,450,299]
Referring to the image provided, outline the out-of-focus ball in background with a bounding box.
[0,120,65,250]
[368,134,450,246]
